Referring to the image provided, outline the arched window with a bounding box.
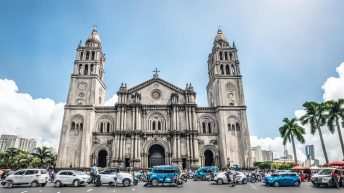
[236,122,240,131]
[229,52,233,60]
[80,51,83,60]
[84,64,88,75]
[90,64,94,74]
[208,122,212,133]
[202,122,206,133]
[226,65,230,75]
[227,124,231,131]
[149,113,165,131]
[225,52,228,60]
[91,51,95,60]
[79,64,82,75]
[232,124,235,131]
[71,115,83,135]
[220,65,224,75]
[231,64,235,75]
[100,123,103,133]
[107,122,110,133]
[152,121,156,130]
[219,52,223,60]
[86,51,90,60]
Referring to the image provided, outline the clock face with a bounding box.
[78,82,87,90]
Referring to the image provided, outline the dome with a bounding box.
[214,28,228,43]
[86,27,101,45]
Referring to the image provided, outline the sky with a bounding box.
[1,0,344,163]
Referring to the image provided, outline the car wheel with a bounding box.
[217,178,223,185]
[40,183,47,187]
[123,179,130,187]
[193,176,198,181]
[151,178,159,187]
[55,180,62,187]
[294,181,300,187]
[242,179,247,184]
[73,179,80,187]
[202,176,206,181]
[31,181,40,187]
[274,181,280,187]
[6,181,13,188]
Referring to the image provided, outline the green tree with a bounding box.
[30,146,55,168]
[257,161,272,170]
[4,148,21,169]
[325,99,344,158]
[300,102,332,164]
[279,118,306,164]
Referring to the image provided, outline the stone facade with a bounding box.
[56,28,252,169]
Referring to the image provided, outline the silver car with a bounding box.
[214,171,248,185]
[98,170,135,187]
[54,170,91,187]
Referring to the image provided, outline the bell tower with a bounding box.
[57,27,106,168]
[206,28,252,168]
[66,27,106,106]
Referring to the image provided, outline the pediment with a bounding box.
[127,77,185,94]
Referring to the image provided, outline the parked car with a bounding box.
[311,168,343,188]
[214,171,247,185]
[54,170,91,187]
[1,169,49,188]
[194,166,218,181]
[264,172,301,187]
[97,169,135,187]
[148,165,181,187]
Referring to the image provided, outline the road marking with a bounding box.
[57,191,60,193]
[87,189,93,192]
[132,188,135,191]
[21,191,27,193]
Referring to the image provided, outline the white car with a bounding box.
[310,168,336,187]
[98,169,135,186]
[54,170,91,187]
[214,171,247,185]
[1,169,49,188]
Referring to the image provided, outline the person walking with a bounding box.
[331,170,339,188]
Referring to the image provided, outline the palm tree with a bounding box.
[300,101,332,164]
[5,148,20,169]
[31,146,53,168]
[325,99,344,158]
[279,118,306,164]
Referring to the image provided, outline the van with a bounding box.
[148,165,181,187]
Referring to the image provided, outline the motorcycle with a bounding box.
[89,175,101,187]
[226,172,237,187]
[174,175,187,187]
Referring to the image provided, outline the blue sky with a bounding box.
[1,0,344,140]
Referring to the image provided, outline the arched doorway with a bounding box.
[204,150,214,166]
[148,144,165,168]
[97,150,108,167]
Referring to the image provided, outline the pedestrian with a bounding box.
[331,170,339,188]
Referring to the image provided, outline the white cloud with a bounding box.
[104,94,118,106]
[322,62,344,101]
[0,79,64,150]
[252,62,344,164]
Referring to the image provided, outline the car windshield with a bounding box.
[318,170,332,175]
[75,171,86,175]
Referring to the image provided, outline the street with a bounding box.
[1,181,344,193]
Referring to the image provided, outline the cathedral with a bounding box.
[56,27,252,169]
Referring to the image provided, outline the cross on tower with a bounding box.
[153,67,160,78]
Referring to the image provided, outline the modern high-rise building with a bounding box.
[0,134,37,152]
[305,145,315,160]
